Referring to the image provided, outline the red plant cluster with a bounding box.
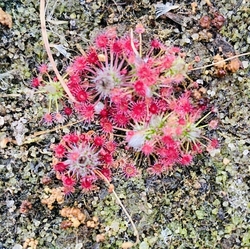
[199,12,225,30]
[32,25,219,192]
[52,132,115,193]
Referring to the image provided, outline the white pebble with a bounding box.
[12,245,23,249]
[0,116,4,126]
[243,149,249,156]
[228,143,236,151]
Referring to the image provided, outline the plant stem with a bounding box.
[40,0,77,103]
[191,52,250,71]
[130,29,140,58]
[26,118,85,140]
[94,170,140,247]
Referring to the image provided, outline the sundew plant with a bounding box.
[32,23,219,193]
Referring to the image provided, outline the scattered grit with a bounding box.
[0,0,249,248]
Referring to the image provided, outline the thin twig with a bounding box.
[191,51,250,71]
[25,118,85,141]
[40,0,77,103]
[94,170,140,247]
[0,94,22,98]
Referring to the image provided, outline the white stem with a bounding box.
[40,0,77,103]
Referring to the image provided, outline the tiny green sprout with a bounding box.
[35,78,65,115]
[43,80,64,112]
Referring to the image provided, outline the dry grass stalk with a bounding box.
[39,0,77,103]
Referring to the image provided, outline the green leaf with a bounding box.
[232,215,242,225]
[242,230,250,246]
[195,210,205,219]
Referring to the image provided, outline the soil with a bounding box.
[0,0,249,249]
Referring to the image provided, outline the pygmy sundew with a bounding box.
[52,132,115,193]
[33,24,219,191]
